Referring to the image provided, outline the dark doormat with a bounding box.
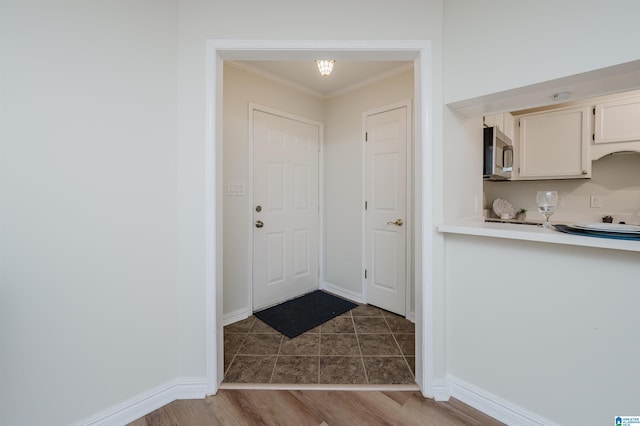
[254,290,358,338]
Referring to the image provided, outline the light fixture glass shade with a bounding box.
[316,59,335,77]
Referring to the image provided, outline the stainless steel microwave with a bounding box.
[483,126,513,180]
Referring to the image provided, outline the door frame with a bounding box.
[248,103,325,312]
[362,101,413,317]
[204,40,436,399]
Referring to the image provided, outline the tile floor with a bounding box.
[223,304,415,385]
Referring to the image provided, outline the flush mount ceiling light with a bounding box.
[552,92,571,102]
[315,59,335,77]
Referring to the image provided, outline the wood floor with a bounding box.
[128,389,504,425]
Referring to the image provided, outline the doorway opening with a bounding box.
[204,40,435,397]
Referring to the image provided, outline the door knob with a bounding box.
[255,220,264,228]
[387,219,403,226]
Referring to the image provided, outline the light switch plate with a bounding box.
[227,181,246,196]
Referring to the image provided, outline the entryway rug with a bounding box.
[254,290,358,338]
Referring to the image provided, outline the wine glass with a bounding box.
[536,191,558,229]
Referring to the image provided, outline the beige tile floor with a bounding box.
[223,304,415,385]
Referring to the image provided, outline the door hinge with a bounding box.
[364,269,367,279]
[592,134,595,141]
[518,120,521,127]
[365,201,368,210]
[593,107,596,115]
[365,132,368,142]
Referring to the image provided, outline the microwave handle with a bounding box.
[502,146,513,172]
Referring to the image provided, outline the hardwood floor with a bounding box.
[128,389,504,425]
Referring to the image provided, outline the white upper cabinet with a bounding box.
[515,106,591,180]
[592,95,640,159]
[484,113,515,141]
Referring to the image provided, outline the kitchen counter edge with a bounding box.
[437,220,640,253]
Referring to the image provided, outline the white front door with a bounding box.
[252,109,320,310]
[365,105,409,316]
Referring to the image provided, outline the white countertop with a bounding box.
[438,220,640,253]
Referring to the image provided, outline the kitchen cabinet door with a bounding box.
[516,106,591,180]
[592,95,640,159]
[483,113,515,141]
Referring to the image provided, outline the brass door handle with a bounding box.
[255,220,264,228]
[387,219,403,226]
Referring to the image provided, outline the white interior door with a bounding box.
[252,109,320,310]
[365,105,409,316]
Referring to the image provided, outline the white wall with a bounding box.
[446,235,640,426]
[444,0,640,103]
[0,1,180,425]
[444,2,640,425]
[323,69,414,299]
[442,109,484,221]
[222,64,325,316]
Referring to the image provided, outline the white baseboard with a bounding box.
[431,378,451,401]
[321,282,415,321]
[447,375,556,426]
[223,307,251,326]
[321,281,364,304]
[75,377,207,426]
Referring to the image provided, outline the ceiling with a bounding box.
[232,60,414,98]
